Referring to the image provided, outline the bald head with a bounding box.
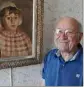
[56,17,81,32]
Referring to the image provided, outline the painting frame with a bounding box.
[0,0,44,69]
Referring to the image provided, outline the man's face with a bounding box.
[54,18,82,52]
[3,11,20,31]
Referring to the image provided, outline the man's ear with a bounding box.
[79,32,83,41]
[19,17,22,25]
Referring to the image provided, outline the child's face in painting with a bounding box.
[3,10,20,31]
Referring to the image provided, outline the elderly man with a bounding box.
[42,17,83,86]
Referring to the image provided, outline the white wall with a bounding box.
[0,0,83,86]
[43,0,83,54]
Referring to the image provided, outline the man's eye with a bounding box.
[56,29,62,34]
[67,32,72,34]
[65,30,72,35]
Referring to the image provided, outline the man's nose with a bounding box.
[60,32,68,39]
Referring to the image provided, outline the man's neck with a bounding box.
[60,52,73,61]
[60,47,78,61]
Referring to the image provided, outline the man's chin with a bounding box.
[58,48,69,52]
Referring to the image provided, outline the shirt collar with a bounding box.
[69,50,79,61]
[55,45,82,61]
[55,50,60,57]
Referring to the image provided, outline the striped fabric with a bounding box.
[0,29,32,58]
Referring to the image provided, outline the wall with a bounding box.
[43,0,83,54]
[0,0,83,86]
[0,64,42,86]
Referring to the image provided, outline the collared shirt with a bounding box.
[56,48,80,61]
[42,44,83,86]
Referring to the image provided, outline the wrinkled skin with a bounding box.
[54,17,83,60]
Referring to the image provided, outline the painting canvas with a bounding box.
[0,0,44,69]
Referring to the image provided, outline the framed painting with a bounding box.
[0,0,44,69]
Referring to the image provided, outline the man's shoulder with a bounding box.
[47,48,58,55]
[44,48,58,62]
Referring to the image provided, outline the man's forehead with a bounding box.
[57,17,78,25]
[56,17,79,31]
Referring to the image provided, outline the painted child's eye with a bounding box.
[7,17,11,20]
[14,16,18,19]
